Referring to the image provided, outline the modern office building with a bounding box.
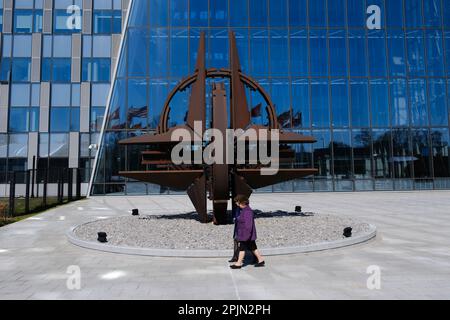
[1,0,450,196]
[0,0,126,196]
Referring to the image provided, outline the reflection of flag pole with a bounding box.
[277,110,291,128]
[128,106,148,129]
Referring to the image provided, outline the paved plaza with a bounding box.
[1,191,450,300]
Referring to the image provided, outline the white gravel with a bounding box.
[74,210,372,250]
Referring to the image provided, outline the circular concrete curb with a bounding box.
[66,221,377,258]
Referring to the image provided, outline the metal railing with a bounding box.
[1,168,84,218]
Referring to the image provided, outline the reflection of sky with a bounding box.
[91,0,450,191]
[0,145,9,157]
[7,144,28,157]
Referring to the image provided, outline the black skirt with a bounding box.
[238,241,258,252]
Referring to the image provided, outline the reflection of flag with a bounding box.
[251,103,262,118]
[127,106,148,120]
[128,106,148,129]
[110,108,120,120]
[292,112,302,127]
[109,108,125,130]
[277,111,291,128]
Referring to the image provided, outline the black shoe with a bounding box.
[254,261,266,267]
[230,265,242,269]
[228,258,238,263]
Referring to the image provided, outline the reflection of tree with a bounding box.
[265,128,450,180]
[104,132,125,182]
[293,143,312,169]
[412,129,430,178]
[353,130,371,178]
[102,131,147,186]
[313,137,331,178]
[431,131,446,152]
[354,129,371,147]
[391,129,412,178]
[331,141,350,149]
[392,129,410,155]
[126,131,147,172]
[372,131,391,179]
[412,129,428,149]
[431,130,450,177]
[332,140,352,178]
[370,129,450,179]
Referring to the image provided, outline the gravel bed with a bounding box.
[74,210,372,250]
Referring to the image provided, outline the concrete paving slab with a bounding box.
[1,191,450,299]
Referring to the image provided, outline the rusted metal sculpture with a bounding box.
[119,31,317,225]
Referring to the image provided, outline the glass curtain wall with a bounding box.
[0,0,122,185]
[92,0,450,194]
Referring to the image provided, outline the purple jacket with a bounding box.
[235,206,257,242]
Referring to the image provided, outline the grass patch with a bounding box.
[0,197,64,215]
[0,197,85,228]
[0,213,40,228]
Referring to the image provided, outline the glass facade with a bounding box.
[1,0,450,195]
[91,0,450,195]
[0,0,123,187]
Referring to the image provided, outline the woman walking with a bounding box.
[230,195,265,269]
[229,205,241,263]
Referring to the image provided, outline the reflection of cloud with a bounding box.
[5,144,27,157]
[393,57,403,65]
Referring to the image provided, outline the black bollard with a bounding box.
[97,232,108,243]
[343,227,352,238]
